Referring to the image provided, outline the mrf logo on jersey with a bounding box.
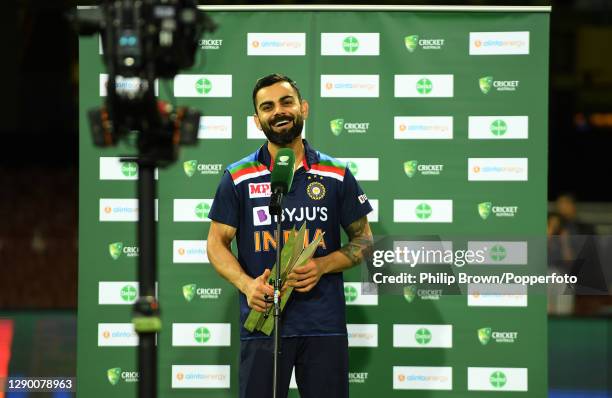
[249,183,271,198]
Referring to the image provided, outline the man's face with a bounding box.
[254,81,309,145]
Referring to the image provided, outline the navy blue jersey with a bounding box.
[208,139,372,339]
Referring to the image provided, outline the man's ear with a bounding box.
[253,113,262,130]
[301,99,309,120]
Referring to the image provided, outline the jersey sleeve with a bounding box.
[208,170,240,228]
[340,167,373,229]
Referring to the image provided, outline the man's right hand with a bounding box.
[244,268,274,313]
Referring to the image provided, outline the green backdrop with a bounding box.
[78,6,550,397]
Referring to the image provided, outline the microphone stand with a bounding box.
[269,191,284,398]
[133,157,159,398]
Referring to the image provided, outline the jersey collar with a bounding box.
[257,139,319,172]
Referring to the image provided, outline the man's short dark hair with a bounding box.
[252,73,302,113]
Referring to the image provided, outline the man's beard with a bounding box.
[261,114,304,145]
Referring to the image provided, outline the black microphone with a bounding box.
[269,148,295,216]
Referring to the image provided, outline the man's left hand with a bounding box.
[286,258,325,293]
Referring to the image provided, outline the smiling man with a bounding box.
[206,73,373,398]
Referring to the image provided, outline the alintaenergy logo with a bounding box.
[121,162,138,177]
[344,285,358,303]
[195,78,212,95]
[343,36,359,53]
[195,202,211,219]
[194,327,211,343]
[415,203,432,219]
[120,285,137,302]
[490,371,507,388]
[415,328,432,345]
[416,78,433,95]
[490,119,508,136]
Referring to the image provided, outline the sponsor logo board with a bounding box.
[173,75,232,97]
[98,323,139,346]
[98,282,139,305]
[468,116,528,139]
[172,365,230,389]
[321,33,380,56]
[394,117,453,139]
[100,74,158,97]
[248,33,306,56]
[198,116,232,139]
[173,240,208,263]
[468,284,528,307]
[393,200,453,223]
[468,158,528,181]
[393,366,452,390]
[393,324,453,348]
[100,199,158,222]
[467,241,528,265]
[470,32,530,55]
[172,323,231,346]
[321,75,379,98]
[173,199,213,222]
[468,367,528,391]
[395,75,453,97]
[336,158,379,181]
[344,282,378,305]
[347,324,378,347]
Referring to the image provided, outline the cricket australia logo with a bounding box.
[306,181,326,201]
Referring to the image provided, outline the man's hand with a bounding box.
[244,268,274,313]
[286,258,325,293]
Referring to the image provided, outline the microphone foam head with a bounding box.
[271,148,295,194]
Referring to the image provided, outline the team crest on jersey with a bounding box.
[307,181,326,200]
